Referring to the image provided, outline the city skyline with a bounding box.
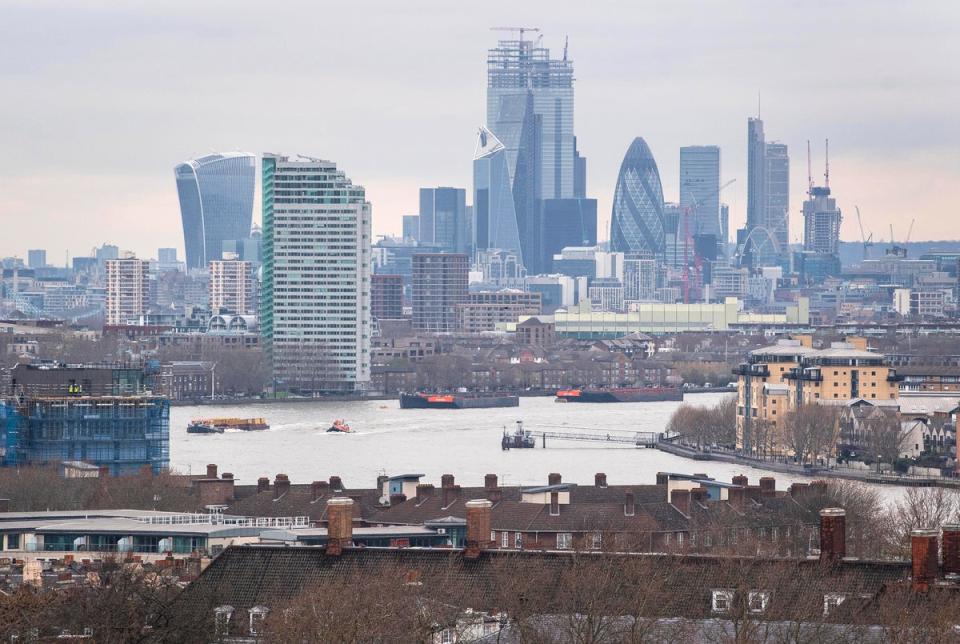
[0,1,957,261]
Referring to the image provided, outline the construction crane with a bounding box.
[490,26,541,41]
[681,179,737,303]
[906,218,915,244]
[854,206,874,260]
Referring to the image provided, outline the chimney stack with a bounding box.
[311,480,329,502]
[274,474,290,499]
[222,472,233,480]
[691,487,708,504]
[484,474,498,489]
[942,524,960,575]
[326,497,354,556]
[206,464,218,479]
[789,483,809,499]
[759,477,776,497]
[819,508,846,562]
[656,472,669,486]
[728,486,745,509]
[486,486,502,504]
[911,529,939,592]
[624,491,635,517]
[746,486,762,502]
[809,480,828,497]
[548,472,562,486]
[465,499,493,559]
[389,493,406,506]
[671,489,691,516]
[441,474,455,488]
[595,473,607,488]
[732,474,748,487]
[257,477,270,493]
[415,483,434,503]
[549,491,560,516]
[329,476,344,492]
[442,485,461,508]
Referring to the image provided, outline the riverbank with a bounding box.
[656,441,960,489]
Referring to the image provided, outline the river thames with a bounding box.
[169,392,911,500]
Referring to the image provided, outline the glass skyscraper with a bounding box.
[418,187,468,254]
[473,127,524,265]
[174,152,255,270]
[261,154,371,393]
[610,138,666,257]
[487,36,574,201]
[742,120,789,269]
[679,145,721,242]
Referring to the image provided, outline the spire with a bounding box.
[474,126,505,160]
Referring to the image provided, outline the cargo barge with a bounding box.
[187,417,269,434]
[399,392,519,409]
[555,387,683,403]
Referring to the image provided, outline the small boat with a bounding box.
[327,419,351,433]
[187,417,269,433]
[187,421,224,434]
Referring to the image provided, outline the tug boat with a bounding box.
[187,417,269,434]
[327,419,351,433]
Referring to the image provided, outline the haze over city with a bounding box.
[1,0,958,260]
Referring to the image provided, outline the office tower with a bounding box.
[371,274,404,321]
[574,136,587,199]
[419,187,468,254]
[473,127,524,264]
[174,152,255,270]
[662,203,683,268]
[487,33,573,201]
[105,256,149,325]
[412,253,468,332]
[610,138,665,256]
[679,146,721,256]
[402,215,420,242]
[27,250,46,269]
[765,142,790,261]
[261,154,371,393]
[803,188,842,254]
[209,258,255,315]
[222,228,263,270]
[540,198,597,272]
[158,248,178,264]
[96,244,119,266]
[720,204,730,257]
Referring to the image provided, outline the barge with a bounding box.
[399,392,519,409]
[555,387,683,403]
[187,417,269,434]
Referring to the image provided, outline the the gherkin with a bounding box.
[610,138,665,256]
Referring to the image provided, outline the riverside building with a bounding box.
[260,154,372,393]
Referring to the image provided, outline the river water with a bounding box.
[170,393,907,502]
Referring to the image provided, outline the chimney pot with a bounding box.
[595,473,607,488]
[624,491,635,517]
[484,474,498,489]
[548,472,561,486]
[465,499,493,559]
[671,489,691,516]
[206,464,218,479]
[257,477,270,493]
[326,497,354,556]
[942,524,960,575]
[329,476,343,491]
[819,508,846,562]
[911,528,939,592]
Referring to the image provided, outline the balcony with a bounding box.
[784,368,822,382]
[732,364,770,378]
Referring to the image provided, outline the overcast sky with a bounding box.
[1,0,958,262]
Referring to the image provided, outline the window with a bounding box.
[440,628,455,644]
[515,532,523,549]
[591,532,602,550]
[6,534,20,550]
[214,606,233,637]
[823,593,846,616]
[748,591,770,613]
[501,531,509,548]
[712,590,734,613]
[249,606,268,636]
[490,530,496,543]
[557,533,573,550]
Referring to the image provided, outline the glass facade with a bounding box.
[679,145,721,241]
[473,128,524,265]
[419,188,468,254]
[540,198,597,272]
[610,138,665,256]
[175,153,256,269]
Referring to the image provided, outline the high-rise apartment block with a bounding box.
[261,154,371,393]
[412,254,468,332]
[371,274,404,321]
[419,187,469,254]
[105,256,149,325]
[175,152,255,270]
[209,259,255,315]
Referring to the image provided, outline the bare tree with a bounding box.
[784,404,841,465]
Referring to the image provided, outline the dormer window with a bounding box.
[214,605,234,637]
[249,606,269,636]
[711,590,734,613]
[823,593,845,616]
[748,591,769,613]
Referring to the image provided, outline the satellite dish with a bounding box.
[379,495,391,506]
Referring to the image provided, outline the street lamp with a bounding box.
[877,454,882,475]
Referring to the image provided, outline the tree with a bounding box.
[865,409,910,466]
[784,403,841,465]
